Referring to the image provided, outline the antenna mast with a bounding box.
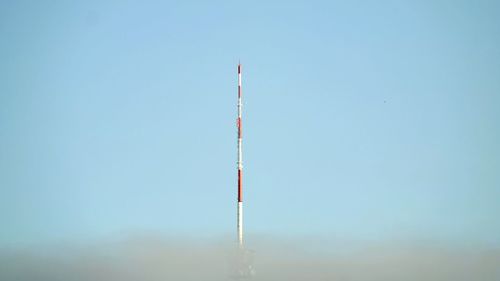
[237,63,243,248]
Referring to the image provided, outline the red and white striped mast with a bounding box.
[236,63,244,248]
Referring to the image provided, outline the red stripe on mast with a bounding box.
[237,118,242,138]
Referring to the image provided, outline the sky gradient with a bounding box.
[0,0,499,247]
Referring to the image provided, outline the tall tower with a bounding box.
[237,63,243,248]
[231,63,255,279]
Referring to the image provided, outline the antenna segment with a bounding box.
[237,63,243,248]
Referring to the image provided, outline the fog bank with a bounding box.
[1,236,499,281]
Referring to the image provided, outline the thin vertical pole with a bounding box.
[237,63,243,248]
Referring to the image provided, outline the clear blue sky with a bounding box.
[0,0,499,247]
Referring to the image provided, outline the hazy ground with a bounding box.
[1,235,499,281]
